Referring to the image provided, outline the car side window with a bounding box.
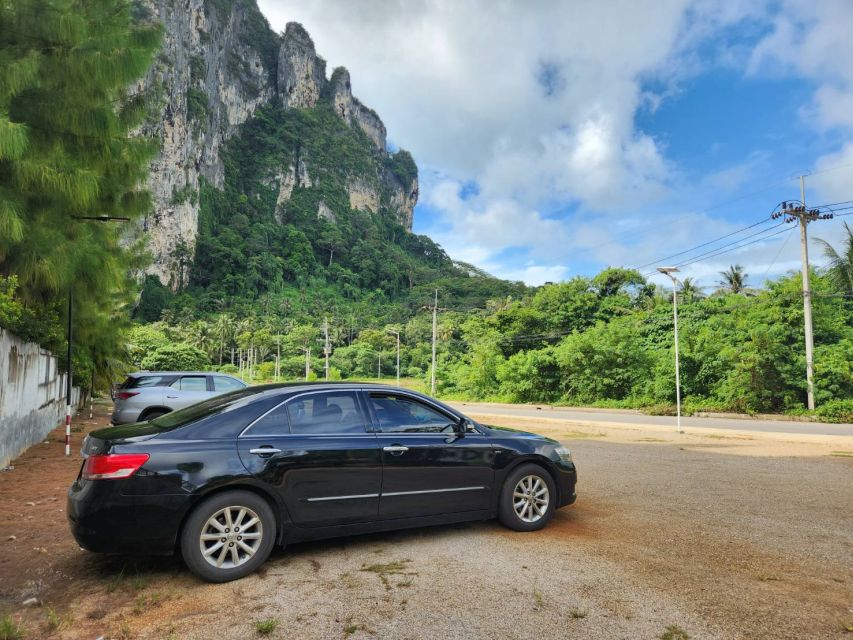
[287,392,367,435]
[213,376,244,392]
[130,375,173,388]
[370,394,456,433]
[173,376,208,391]
[246,404,290,436]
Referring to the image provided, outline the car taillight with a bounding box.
[82,454,150,480]
[115,391,139,400]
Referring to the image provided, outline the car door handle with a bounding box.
[166,395,178,399]
[383,446,409,455]
[249,447,282,456]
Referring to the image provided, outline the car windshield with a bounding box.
[150,387,263,429]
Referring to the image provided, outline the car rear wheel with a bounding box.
[181,490,276,582]
[498,464,556,532]
[141,409,168,421]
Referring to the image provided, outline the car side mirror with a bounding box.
[453,417,467,437]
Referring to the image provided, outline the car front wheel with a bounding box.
[181,490,276,582]
[498,464,556,532]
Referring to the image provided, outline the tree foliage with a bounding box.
[0,0,160,387]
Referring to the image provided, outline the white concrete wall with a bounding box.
[0,329,80,468]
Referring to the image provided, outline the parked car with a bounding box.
[68,383,577,582]
[111,371,247,424]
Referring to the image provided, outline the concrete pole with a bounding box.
[65,292,72,456]
[671,279,682,433]
[323,317,330,381]
[799,176,816,411]
[430,289,438,395]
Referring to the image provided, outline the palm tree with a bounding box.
[678,277,705,303]
[815,222,853,294]
[213,314,234,366]
[718,264,748,295]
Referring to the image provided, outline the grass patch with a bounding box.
[757,574,781,582]
[132,591,171,615]
[0,615,24,640]
[569,608,587,619]
[559,430,605,439]
[360,558,416,590]
[660,625,690,640]
[343,617,367,636]
[45,608,71,632]
[532,586,544,610]
[637,437,668,443]
[360,560,409,574]
[105,563,153,593]
[254,618,278,635]
[830,451,853,457]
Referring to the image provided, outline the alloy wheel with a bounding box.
[199,505,263,569]
[512,475,549,523]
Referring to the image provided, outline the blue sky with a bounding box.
[259,0,853,288]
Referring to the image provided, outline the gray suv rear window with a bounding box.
[124,375,175,388]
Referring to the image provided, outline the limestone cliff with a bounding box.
[137,0,417,288]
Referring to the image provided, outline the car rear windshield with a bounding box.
[149,387,280,438]
[121,375,176,389]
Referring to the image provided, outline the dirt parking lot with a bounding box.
[0,404,851,639]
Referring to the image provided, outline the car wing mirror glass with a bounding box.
[454,417,467,436]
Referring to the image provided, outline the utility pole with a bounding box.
[387,329,401,387]
[378,351,381,379]
[431,289,438,395]
[65,293,72,456]
[799,175,816,411]
[301,347,311,381]
[772,182,834,411]
[275,335,281,381]
[323,317,331,381]
[657,267,683,434]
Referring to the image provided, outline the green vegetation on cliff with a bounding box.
[137,97,524,324]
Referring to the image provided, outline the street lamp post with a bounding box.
[658,266,684,434]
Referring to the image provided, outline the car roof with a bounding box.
[127,371,242,378]
[247,381,422,394]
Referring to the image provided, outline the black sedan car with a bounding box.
[68,383,577,582]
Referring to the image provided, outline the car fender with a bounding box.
[491,453,561,513]
[183,476,294,546]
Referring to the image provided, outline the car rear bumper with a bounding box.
[67,479,189,556]
[110,406,143,425]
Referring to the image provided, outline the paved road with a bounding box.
[449,401,853,437]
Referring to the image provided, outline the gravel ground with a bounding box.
[1,407,851,640]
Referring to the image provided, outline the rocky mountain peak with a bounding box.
[138,1,415,288]
[278,21,326,109]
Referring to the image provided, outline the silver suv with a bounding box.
[111,371,247,424]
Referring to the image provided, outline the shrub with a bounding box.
[140,343,209,371]
[815,399,853,424]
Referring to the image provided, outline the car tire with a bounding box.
[141,409,168,421]
[498,463,556,532]
[181,490,276,583]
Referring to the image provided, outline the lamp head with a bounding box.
[657,266,679,275]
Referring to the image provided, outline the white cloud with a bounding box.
[256,0,850,285]
[260,0,688,210]
[748,0,853,133]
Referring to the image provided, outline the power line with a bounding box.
[631,216,776,272]
[642,224,789,277]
